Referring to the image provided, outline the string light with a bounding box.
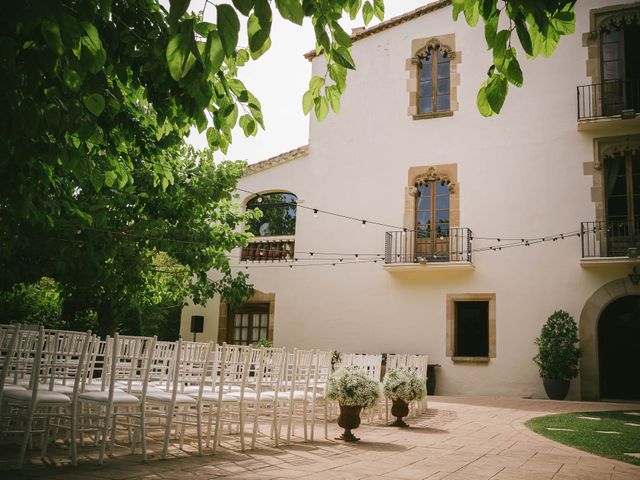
[361,220,366,228]
[313,209,318,217]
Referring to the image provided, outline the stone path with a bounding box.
[1,396,639,480]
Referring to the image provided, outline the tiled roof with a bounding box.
[244,145,310,176]
[304,0,451,61]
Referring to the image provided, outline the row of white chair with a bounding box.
[0,325,333,468]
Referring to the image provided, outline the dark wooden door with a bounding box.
[415,181,450,261]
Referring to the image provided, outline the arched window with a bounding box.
[415,173,452,260]
[246,192,297,237]
[418,44,451,114]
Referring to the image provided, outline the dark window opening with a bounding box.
[418,46,450,114]
[227,303,270,346]
[455,301,489,357]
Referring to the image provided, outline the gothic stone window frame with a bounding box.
[406,34,461,120]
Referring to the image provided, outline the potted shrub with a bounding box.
[383,367,426,427]
[327,366,380,441]
[533,310,581,400]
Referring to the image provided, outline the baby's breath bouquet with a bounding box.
[383,367,426,402]
[327,366,380,408]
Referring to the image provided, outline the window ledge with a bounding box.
[383,261,474,272]
[451,356,490,364]
[413,111,453,121]
[580,256,640,268]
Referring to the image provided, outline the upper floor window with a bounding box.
[418,45,451,114]
[600,17,640,116]
[246,192,297,237]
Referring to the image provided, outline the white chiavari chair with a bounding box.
[146,340,212,458]
[198,343,250,453]
[309,349,331,440]
[77,334,156,464]
[1,328,92,467]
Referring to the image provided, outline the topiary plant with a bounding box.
[534,310,581,381]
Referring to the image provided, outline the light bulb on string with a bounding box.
[313,209,318,218]
[362,220,366,228]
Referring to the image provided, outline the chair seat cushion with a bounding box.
[199,391,239,402]
[4,389,71,405]
[146,391,196,404]
[2,384,26,391]
[79,391,140,404]
[261,390,307,401]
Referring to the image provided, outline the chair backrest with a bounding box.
[312,350,332,392]
[6,326,42,387]
[39,329,92,390]
[215,343,251,398]
[253,347,287,396]
[151,340,178,388]
[351,354,383,381]
[169,340,213,398]
[104,334,157,399]
[286,349,314,399]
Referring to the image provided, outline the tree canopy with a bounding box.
[0,0,576,335]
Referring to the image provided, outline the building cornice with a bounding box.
[304,0,451,61]
[244,145,309,176]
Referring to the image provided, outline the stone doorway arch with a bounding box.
[579,277,640,400]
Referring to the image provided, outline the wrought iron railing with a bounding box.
[577,79,640,120]
[581,220,640,258]
[384,228,472,264]
[241,239,295,261]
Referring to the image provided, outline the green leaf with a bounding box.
[328,62,347,93]
[63,68,84,91]
[239,114,257,136]
[476,84,493,117]
[232,0,254,16]
[452,0,464,20]
[89,170,104,192]
[362,1,374,26]
[206,127,220,148]
[314,96,329,121]
[169,0,191,25]
[302,90,314,115]
[326,85,341,113]
[309,75,324,94]
[484,14,499,49]
[41,20,64,54]
[333,46,356,70]
[514,14,533,56]
[348,0,362,20]
[83,93,105,116]
[104,170,117,188]
[247,0,271,55]
[492,29,509,72]
[80,22,107,73]
[485,73,508,113]
[506,54,523,87]
[463,0,479,26]
[166,31,196,81]
[331,22,352,47]
[275,0,304,25]
[552,11,575,35]
[204,31,224,75]
[373,0,384,20]
[217,5,240,57]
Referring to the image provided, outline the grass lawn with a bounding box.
[526,410,640,466]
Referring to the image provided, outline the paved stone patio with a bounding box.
[2,396,640,480]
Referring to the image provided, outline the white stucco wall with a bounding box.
[182,0,639,399]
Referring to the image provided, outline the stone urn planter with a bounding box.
[390,399,410,428]
[543,378,570,400]
[327,367,380,442]
[336,405,362,442]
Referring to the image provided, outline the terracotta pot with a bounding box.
[390,399,410,427]
[336,405,362,442]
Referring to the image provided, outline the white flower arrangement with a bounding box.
[327,366,380,408]
[383,367,426,402]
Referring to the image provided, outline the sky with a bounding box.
[186,1,433,164]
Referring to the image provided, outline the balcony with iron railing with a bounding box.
[384,227,474,272]
[580,220,640,267]
[577,79,640,131]
[241,238,295,262]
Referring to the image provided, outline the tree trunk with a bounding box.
[97,301,117,338]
